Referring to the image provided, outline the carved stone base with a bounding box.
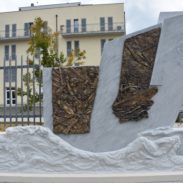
[0,126,183,173]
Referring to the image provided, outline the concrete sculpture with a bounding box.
[0,13,182,174]
[44,15,183,152]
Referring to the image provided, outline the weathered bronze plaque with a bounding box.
[112,28,161,122]
[52,67,99,134]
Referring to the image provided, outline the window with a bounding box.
[5,45,16,61]
[4,45,9,61]
[66,19,71,33]
[12,24,16,37]
[74,41,80,56]
[24,23,29,36]
[67,41,72,56]
[4,67,17,82]
[11,45,16,60]
[24,22,32,36]
[74,19,79,33]
[5,25,10,38]
[101,39,106,54]
[100,17,105,31]
[6,87,16,105]
[81,18,87,32]
[108,17,113,31]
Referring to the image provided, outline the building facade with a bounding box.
[0,2,125,116]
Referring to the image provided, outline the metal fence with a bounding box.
[0,56,43,129]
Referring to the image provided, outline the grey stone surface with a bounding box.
[1,126,183,173]
[151,15,183,85]
[158,11,183,23]
[43,68,53,131]
[43,15,183,152]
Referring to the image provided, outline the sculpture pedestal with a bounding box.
[0,126,183,173]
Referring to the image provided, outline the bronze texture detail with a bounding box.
[52,67,99,134]
[112,28,161,122]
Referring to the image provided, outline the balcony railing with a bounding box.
[61,22,125,37]
[0,29,32,41]
[0,22,125,40]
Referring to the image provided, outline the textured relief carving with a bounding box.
[1,126,183,173]
[113,28,161,122]
[52,67,99,134]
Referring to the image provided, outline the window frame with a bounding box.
[11,45,16,60]
[74,19,79,33]
[101,39,106,54]
[67,41,72,56]
[5,87,16,106]
[4,67,17,82]
[108,17,113,31]
[24,22,32,36]
[12,24,16,37]
[4,45,9,61]
[81,18,87,32]
[66,19,71,33]
[74,40,80,56]
[100,17,105,31]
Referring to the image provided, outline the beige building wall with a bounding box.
[0,2,125,106]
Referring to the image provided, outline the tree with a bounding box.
[17,17,86,110]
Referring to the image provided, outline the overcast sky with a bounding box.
[1,0,183,33]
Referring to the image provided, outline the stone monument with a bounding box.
[0,13,183,174]
[44,14,183,152]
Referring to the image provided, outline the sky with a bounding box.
[1,0,183,33]
[126,0,183,33]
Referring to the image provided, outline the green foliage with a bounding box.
[17,17,86,111]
